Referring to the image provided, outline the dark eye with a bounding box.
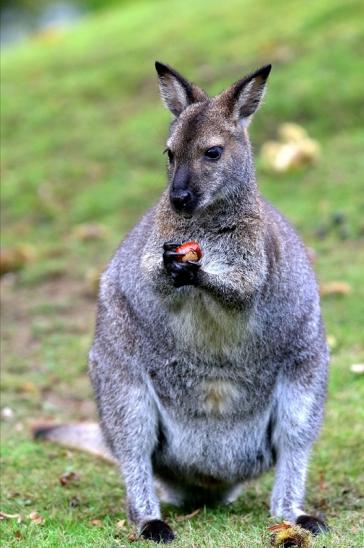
[164,148,174,162]
[204,146,223,160]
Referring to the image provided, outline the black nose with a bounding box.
[171,190,193,212]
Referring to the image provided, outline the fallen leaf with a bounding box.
[320,282,351,297]
[14,530,22,539]
[350,363,364,374]
[320,281,351,297]
[29,511,44,525]
[268,522,312,547]
[0,511,22,522]
[327,335,337,350]
[260,124,320,173]
[278,123,308,143]
[90,518,103,527]
[175,508,201,521]
[268,522,291,533]
[116,519,126,529]
[72,223,107,242]
[0,245,35,276]
[127,532,137,542]
[17,382,39,395]
[59,471,80,486]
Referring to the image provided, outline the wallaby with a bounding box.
[35,62,329,543]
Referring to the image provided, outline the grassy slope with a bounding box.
[1,0,364,545]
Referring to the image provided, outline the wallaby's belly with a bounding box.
[153,403,275,486]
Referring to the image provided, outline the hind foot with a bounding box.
[140,519,175,543]
[296,514,329,535]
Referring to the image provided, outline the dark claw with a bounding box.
[163,250,184,264]
[163,250,184,273]
[185,260,201,270]
[140,519,175,543]
[296,514,329,535]
[163,242,181,251]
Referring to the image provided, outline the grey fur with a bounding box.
[89,62,328,538]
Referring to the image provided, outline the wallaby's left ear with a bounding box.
[219,64,272,126]
[155,61,207,117]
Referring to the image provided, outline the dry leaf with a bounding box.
[320,281,351,297]
[175,508,201,522]
[72,223,107,242]
[90,518,103,527]
[116,519,126,530]
[269,522,312,547]
[327,335,337,350]
[268,522,291,533]
[0,245,35,276]
[278,123,308,143]
[59,471,80,486]
[17,382,39,395]
[15,530,22,539]
[29,511,44,525]
[260,124,320,173]
[350,363,364,374]
[0,511,22,522]
[127,532,137,542]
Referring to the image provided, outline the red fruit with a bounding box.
[175,241,203,263]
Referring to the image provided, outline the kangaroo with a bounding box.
[35,62,329,543]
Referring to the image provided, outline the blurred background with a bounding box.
[1,0,363,546]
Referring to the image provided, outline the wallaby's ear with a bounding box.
[218,64,272,126]
[155,61,207,117]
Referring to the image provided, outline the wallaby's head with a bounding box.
[155,61,271,217]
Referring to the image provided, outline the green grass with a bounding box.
[1,0,364,545]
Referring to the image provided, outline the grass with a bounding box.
[1,0,364,545]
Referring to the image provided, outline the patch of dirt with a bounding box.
[1,274,97,420]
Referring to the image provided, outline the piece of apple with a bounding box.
[175,241,203,263]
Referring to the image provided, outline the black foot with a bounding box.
[296,514,329,535]
[140,519,175,544]
[163,242,200,288]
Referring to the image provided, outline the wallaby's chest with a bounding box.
[168,288,247,357]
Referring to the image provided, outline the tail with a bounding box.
[32,421,116,464]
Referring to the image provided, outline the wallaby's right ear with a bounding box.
[217,64,272,126]
[155,61,207,117]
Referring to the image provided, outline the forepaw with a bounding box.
[163,242,200,287]
[140,519,175,543]
[296,514,329,535]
